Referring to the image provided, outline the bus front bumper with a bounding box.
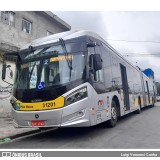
[12,99,90,128]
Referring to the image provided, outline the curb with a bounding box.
[0,129,40,143]
[0,127,58,144]
[9,129,41,140]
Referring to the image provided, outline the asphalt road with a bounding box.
[1,103,160,149]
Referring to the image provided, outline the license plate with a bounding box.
[31,120,45,126]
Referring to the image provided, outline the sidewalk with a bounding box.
[0,99,39,142]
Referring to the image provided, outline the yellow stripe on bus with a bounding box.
[134,98,139,107]
[16,96,65,111]
[141,98,144,105]
[135,97,144,107]
[50,56,73,62]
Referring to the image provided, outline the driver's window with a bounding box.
[49,62,60,84]
[41,60,60,86]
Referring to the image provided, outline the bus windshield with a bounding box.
[16,50,86,90]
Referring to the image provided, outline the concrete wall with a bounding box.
[0,61,16,87]
[0,11,69,48]
[0,99,11,118]
[0,12,71,118]
[0,11,71,87]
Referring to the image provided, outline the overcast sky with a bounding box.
[55,11,160,82]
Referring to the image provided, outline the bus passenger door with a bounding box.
[120,64,130,111]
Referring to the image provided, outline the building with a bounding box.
[0,11,71,87]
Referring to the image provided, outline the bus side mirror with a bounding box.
[93,54,102,71]
[2,63,7,80]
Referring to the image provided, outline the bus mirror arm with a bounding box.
[87,42,97,47]
[89,68,94,74]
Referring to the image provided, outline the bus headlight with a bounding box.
[65,87,87,106]
[11,101,20,110]
[10,96,17,110]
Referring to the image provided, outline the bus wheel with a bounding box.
[107,100,118,127]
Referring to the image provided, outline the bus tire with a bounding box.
[107,100,118,128]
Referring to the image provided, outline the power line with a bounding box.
[123,53,160,57]
[104,39,160,57]
[105,39,160,44]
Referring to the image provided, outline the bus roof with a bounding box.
[20,30,155,81]
[21,30,105,50]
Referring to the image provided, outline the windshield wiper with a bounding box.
[29,62,36,82]
[59,38,72,72]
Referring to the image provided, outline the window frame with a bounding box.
[0,11,15,27]
[47,30,53,36]
[22,18,32,34]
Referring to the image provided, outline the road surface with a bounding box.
[0,103,160,149]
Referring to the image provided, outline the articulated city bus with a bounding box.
[1,30,156,128]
